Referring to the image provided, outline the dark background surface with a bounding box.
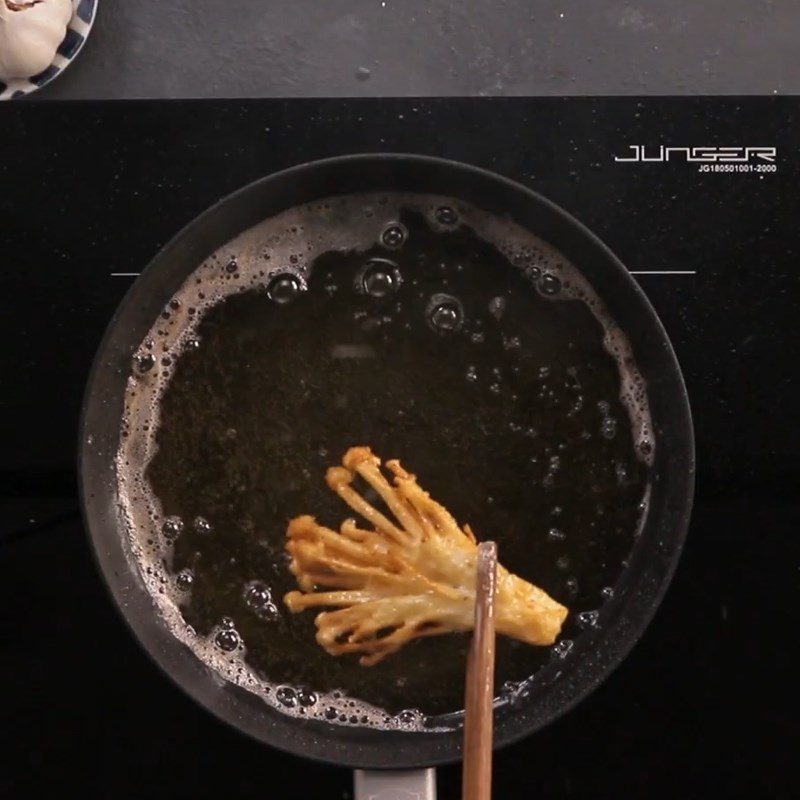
[1,98,798,797]
[32,1,800,99]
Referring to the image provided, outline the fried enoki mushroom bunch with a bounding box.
[284,447,568,665]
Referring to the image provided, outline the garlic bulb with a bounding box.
[0,0,73,81]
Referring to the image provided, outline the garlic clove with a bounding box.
[0,0,73,81]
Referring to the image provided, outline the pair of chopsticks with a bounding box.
[462,541,498,800]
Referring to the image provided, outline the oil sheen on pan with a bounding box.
[116,193,653,731]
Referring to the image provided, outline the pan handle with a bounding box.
[354,768,437,800]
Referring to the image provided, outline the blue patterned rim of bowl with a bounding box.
[0,0,98,100]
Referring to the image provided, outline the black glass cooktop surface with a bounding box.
[1,98,797,798]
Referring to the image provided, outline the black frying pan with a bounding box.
[79,154,694,796]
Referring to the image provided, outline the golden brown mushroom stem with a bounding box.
[284,447,568,665]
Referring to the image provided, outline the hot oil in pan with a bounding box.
[117,194,652,729]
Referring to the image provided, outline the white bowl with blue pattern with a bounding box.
[0,0,98,100]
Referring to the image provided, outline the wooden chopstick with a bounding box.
[462,540,498,800]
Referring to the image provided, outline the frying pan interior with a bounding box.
[80,154,694,769]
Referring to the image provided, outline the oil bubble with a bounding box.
[600,417,618,440]
[362,259,400,297]
[427,293,464,334]
[567,395,584,416]
[193,516,213,535]
[539,274,562,295]
[176,569,194,591]
[547,527,565,542]
[435,206,458,225]
[214,627,240,652]
[552,639,574,659]
[161,516,184,542]
[135,353,156,373]
[244,581,279,621]
[276,686,297,707]
[226,257,238,274]
[526,265,542,281]
[244,581,270,606]
[267,274,303,304]
[381,223,406,249]
[298,689,318,707]
[577,610,600,629]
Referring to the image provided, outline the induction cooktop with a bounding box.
[1,98,797,798]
